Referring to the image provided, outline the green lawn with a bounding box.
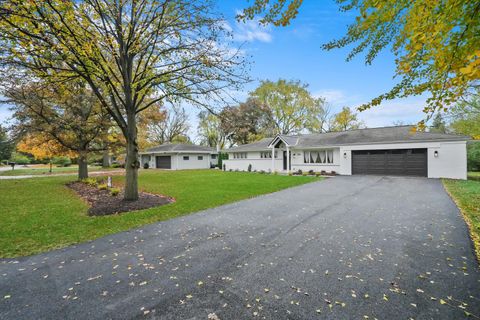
[0,165,119,176]
[0,170,317,257]
[443,176,480,260]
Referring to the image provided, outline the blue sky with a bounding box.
[0,0,428,138]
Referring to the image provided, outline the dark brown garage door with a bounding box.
[352,149,427,176]
[155,156,171,169]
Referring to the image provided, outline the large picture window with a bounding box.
[304,150,334,164]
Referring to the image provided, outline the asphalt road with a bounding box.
[1,176,479,319]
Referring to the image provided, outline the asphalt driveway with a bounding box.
[1,176,479,319]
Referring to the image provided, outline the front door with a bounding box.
[283,151,291,171]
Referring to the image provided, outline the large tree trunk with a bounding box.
[78,150,88,180]
[102,149,111,168]
[124,113,139,201]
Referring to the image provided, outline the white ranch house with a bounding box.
[223,126,469,179]
[139,143,217,170]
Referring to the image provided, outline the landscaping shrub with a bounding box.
[111,163,123,168]
[259,170,266,174]
[308,170,315,175]
[110,188,120,196]
[98,183,108,190]
[302,172,308,176]
[9,152,31,165]
[81,178,98,187]
[52,156,72,167]
[248,164,252,172]
[143,162,149,169]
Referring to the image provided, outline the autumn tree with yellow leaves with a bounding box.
[0,0,247,200]
[4,78,112,180]
[240,0,480,125]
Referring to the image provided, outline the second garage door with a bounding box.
[155,156,171,169]
[352,149,427,176]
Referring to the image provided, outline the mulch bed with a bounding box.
[67,181,174,216]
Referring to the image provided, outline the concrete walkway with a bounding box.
[1,176,479,319]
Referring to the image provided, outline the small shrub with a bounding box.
[235,169,239,172]
[288,172,293,176]
[308,170,315,175]
[229,169,232,172]
[248,164,252,172]
[53,156,72,167]
[9,152,31,165]
[143,162,149,169]
[321,170,326,175]
[253,169,257,172]
[273,171,278,175]
[111,163,122,168]
[302,172,308,176]
[98,183,108,190]
[81,178,98,187]
[331,171,337,175]
[260,170,266,174]
[315,172,321,177]
[110,188,120,196]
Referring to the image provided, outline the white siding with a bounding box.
[145,153,212,170]
[223,141,467,179]
[175,153,211,170]
[339,141,467,179]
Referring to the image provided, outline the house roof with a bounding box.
[142,143,216,154]
[225,126,469,152]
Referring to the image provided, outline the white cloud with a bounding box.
[357,97,427,127]
[314,89,428,127]
[223,15,272,43]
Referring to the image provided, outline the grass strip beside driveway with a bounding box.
[0,170,316,258]
[443,177,480,261]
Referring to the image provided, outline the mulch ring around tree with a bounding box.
[67,181,174,216]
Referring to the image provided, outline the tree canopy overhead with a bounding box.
[0,0,247,199]
[241,0,480,126]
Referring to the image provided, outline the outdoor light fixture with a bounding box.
[344,152,347,159]
[434,150,439,158]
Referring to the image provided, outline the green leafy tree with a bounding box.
[0,0,247,200]
[219,98,272,145]
[449,92,480,170]
[430,113,447,133]
[330,107,364,132]
[449,93,480,139]
[198,111,227,151]
[0,125,14,161]
[251,79,326,135]
[241,1,480,125]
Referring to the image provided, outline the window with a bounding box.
[233,152,247,159]
[304,150,334,164]
[211,154,217,159]
[260,151,278,158]
[198,156,203,160]
[183,156,189,160]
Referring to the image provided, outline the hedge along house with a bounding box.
[139,143,217,170]
[222,126,469,179]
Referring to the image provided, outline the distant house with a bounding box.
[139,143,217,170]
[223,126,469,179]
